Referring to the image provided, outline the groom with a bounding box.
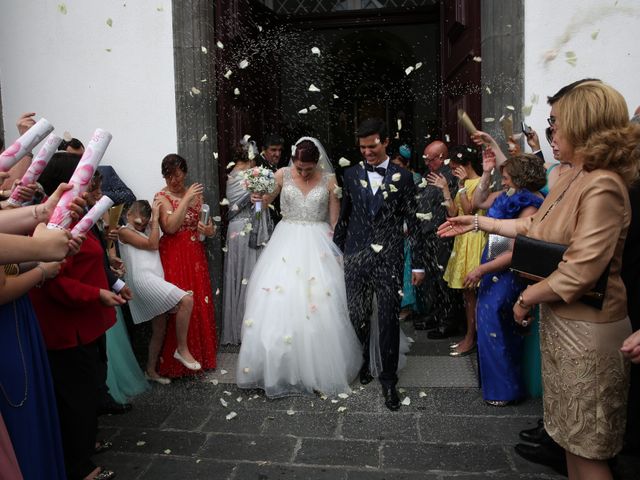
[334,118,425,411]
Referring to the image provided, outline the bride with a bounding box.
[236,137,362,398]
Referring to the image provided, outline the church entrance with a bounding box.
[215,0,480,173]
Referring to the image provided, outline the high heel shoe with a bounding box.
[173,350,202,370]
[145,372,171,385]
[449,345,476,357]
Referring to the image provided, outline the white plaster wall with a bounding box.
[524,0,640,160]
[0,0,177,201]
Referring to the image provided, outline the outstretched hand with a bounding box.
[482,147,496,173]
[621,330,640,364]
[437,216,474,238]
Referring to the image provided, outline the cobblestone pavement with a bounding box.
[98,326,639,479]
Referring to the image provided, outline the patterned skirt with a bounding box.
[539,304,631,459]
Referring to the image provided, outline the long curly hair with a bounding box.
[555,81,640,186]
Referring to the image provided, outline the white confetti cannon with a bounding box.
[47,129,112,229]
[7,134,62,206]
[0,118,54,172]
[70,195,114,238]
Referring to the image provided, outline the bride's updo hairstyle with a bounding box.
[555,81,640,186]
[294,140,320,164]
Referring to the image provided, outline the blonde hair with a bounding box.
[555,81,640,185]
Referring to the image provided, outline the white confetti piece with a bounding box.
[485,86,492,94]
[591,30,599,40]
[397,119,402,131]
[530,93,539,104]
[239,59,249,69]
[221,246,228,253]
[331,399,339,404]
[444,134,450,142]
[311,46,321,56]
[136,440,146,446]
[522,105,533,117]
[333,93,339,99]
[416,212,433,221]
[213,216,222,222]
[106,18,113,27]
[337,406,347,412]
[236,397,243,402]
[156,6,164,12]
[58,4,68,14]
[308,104,318,111]
[405,66,414,75]
[213,151,219,159]
[220,369,228,375]
[164,449,172,454]
[298,108,308,114]
[490,332,497,338]
[492,276,499,283]
[391,172,401,182]
[216,40,224,49]
[444,158,451,165]
[418,178,428,188]
[226,411,237,420]
[223,69,232,79]
[234,88,240,96]
[223,390,232,396]
[210,379,219,385]
[244,319,254,327]
[219,198,229,206]
[419,391,427,398]
[190,87,201,96]
[566,57,577,67]
[389,184,398,193]
[543,49,558,63]
[398,388,406,393]
[415,62,423,70]
[338,393,349,399]
[370,244,383,253]
[333,186,342,199]
[201,46,207,54]
[382,191,389,199]
[407,336,415,344]
[401,397,411,406]
[506,105,515,111]
[286,409,296,416]
[308,84,321,92]
[196,459,202,464]
[484,117,495,123]
[472,56,482,62]
[275,285,284,293]
[220,398,228,407]
[241,278,248,285]
[283,335,292,344]
[360,180,368,188]
[338,157,351,167]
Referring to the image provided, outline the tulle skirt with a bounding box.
[236,220,362,398]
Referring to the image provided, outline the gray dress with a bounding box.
[221,170,265,344]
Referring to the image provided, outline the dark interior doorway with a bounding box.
[215,1,480,177]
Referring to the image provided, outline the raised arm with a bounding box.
[471,130,508,167]
[327,174,340,230]
[157,183,202,235]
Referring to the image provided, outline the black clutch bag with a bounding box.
[510,234,609,310]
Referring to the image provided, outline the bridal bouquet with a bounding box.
[241,166,276,213]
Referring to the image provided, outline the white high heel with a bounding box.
[173,350,202,370]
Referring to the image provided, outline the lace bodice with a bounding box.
[280,168,330,223]
[155,190,201,233]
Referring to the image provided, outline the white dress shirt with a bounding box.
[366,158,390,195]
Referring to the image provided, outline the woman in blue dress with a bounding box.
[465,151,546,406]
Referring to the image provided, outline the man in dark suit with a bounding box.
[256,134,284,225]
[416,140,463,339]
[334,118,425,411]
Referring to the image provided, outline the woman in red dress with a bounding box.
[154,154,217,377]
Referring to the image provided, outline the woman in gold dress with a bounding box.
[438,80,640,479]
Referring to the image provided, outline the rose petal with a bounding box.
[391,172,401,182]
[226,411,237,420]
[308,104,318,111]
[164,449,172,454]
[298,108,309,114]
[419,391,427,398]
[370,244,383,253]
[224,69,232,79]
[201,46,208,54]
[286,409,296,415]
[416,212,433,221]
[484,117,495,123]
[337,406,347,412]
[200,134,208,142]
[401,397,411,406]
[311,46,321,55]
[216,40,224,49]
[241,278,248,285]
[220,398,228,407]
[405,66,414,75]
[415,62,423,70]
[472,56,482,62]
[136,440,146,446]
[239,59,249,69]
[234,88,240,96]
[360,179,368,188]
[333,94,339,99]
[308,84,321,92]
[338,393,349,399]
[338,157,351,167]
[220,198,229,206]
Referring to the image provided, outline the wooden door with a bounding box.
[440,0,481,146]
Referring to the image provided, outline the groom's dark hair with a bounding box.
[356,118,388,141]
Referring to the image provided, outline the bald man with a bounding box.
[414,141,463,338]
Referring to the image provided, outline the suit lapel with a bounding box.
[370,164,396,217]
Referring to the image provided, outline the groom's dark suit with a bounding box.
[334,160,425,388]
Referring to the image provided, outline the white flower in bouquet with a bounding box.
[241,166,276,213]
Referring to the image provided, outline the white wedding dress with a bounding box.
[236,168,362,398]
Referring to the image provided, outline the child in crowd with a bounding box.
[117,200,199,384]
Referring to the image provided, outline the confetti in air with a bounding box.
[506,105,515,111]
[391,173,401,182]
[338,158,351,167]
[239,59,249,69]
[308,84,321,92]
[191,87,201,96]
[414,62,423,70]
[472,56,482,62]
[405,66,414,75]
[333,94,339,99]
[226,412,237,420]
[216,40,224,49]
[308,105,318,111]
[370,244,383,253]
[201,46,207,54]
[311,46,321,56]
[200,134,208,142]
[234,88,240,96]
[58,4,67,14]
[106,18,113,27]
[484,117,495,123]
[224,70,232,79]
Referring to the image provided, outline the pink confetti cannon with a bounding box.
[47,129,112,230]
[70,195,114,238]
[0,118,54,172]
[7,134,62,206]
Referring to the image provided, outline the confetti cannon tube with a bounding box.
[47,129,112,229]
[7,134,62,206]
[70,195,114,238]
[0,118,54,172]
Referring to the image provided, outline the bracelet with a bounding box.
[35,264,47,287]
[517,293,529,309]
[473,213,479,232]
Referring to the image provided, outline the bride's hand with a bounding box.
[437,216,474,238]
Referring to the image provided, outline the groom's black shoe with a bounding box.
[382,385,401,411]
[359,365,373,385]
